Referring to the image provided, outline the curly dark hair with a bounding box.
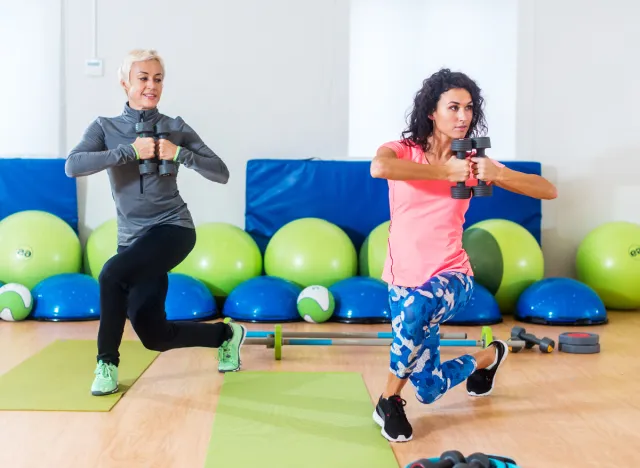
[401,68,488,153]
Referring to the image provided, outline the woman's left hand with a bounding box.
[158,139,179,160]
[470,156,501,182]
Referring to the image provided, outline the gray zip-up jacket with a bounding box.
[65,103,229,246]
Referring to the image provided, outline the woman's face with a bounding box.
[429,88,473,140]
[123,59,164,110]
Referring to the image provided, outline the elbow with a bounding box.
[219,165,230,184]
[370,158,388,179]
[64,158,79,178]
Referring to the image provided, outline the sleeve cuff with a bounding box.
[173,146,182,161]
[130,143,140,160]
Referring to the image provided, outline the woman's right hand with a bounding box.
[133,137,156,160]
[445,156,470,182]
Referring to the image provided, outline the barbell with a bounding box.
[229,321,525,361]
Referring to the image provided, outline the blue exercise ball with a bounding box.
[328,276,391,323]
[165,273,217,321]
[515,277,607,325]
[444,283,502,325]
[31,273,100,321]
[222,276,302,322]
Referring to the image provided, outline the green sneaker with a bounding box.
[218,320,247,373]
[91,360,119,396]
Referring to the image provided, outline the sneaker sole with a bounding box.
[91,385,119,396]
[372,409,412,443]
[218,324,247,373]
[468,340,509,397]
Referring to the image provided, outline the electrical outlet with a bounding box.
[85,58,104,76]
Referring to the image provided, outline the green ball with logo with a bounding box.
[0,283,33,321]
[297,285,335,323]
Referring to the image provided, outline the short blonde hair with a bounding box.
[117,49,165,86]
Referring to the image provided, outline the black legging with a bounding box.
[97,223,230,366]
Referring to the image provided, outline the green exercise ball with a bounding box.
[0,211,82,289]
[576,221,640,310]
[172,222,262,297]
[84,219,118,279]
[264,218,357,288]
[359,221,390,279]
[463,219,544,313]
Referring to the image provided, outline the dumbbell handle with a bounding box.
[474,146,488,188]
[454,148,467,190]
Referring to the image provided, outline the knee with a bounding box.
[136,329,169,352]
[131,318,170,352]
[413,376,446,405]
[415,384,445,405]
[98,256,128,288]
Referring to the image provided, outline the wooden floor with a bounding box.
[1,312,639,468]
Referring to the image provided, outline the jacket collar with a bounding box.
[121,102,160,123]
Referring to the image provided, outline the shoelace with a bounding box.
[95,363,113,379]
[387,395,408,416]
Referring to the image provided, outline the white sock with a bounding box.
[485,345,499,370]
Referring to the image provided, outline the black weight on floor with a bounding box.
[465,452,491,468]
[559,342,601,354]
[558,332,599,346]
[511,326,555,353]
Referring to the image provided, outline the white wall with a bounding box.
[517,0,640,276]
[0,0,63,158]
[63,0,349,242]
[348,0,518,160]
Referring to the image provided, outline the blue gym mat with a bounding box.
[245,159,542,252]
[0,158,78,232]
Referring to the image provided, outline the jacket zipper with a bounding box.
[139,111,145,195]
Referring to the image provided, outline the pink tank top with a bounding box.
[380,139,503,287]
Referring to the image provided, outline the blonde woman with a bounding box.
[66,49,246,396]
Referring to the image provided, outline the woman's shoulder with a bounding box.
[379,138,421,160]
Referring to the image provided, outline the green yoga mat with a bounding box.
[0,339,158,411]
[205,372,399,468]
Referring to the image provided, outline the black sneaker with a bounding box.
[372,394,413,442]
[466,340,509,397]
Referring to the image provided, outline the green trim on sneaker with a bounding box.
[218,320,247,373]
[91,360,119,396]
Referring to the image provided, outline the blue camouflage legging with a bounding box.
[388,271,477,404]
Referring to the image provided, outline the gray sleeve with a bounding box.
[174,119,230,184]
[65,119,137,178]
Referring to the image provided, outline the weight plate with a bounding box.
[481,326,493,348]
[559,342,600,354]
[558,332,599,346]
[274,324,282,361]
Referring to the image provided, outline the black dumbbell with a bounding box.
[450,139,473,199]
[155,122,177,177]
[471,137,492,197]
[511,326,555,353]
[465,453,491,468]
[135,119,158,175]
[409,451,491,468]
[407,450,466,467]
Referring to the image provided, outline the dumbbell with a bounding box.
[454,453,491,468]
[471,137,492,197]
[409,451,490,468]
[511,326,555,353]
[135,119,158,175]
[155,122,177,177]
[450,138,473,199]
